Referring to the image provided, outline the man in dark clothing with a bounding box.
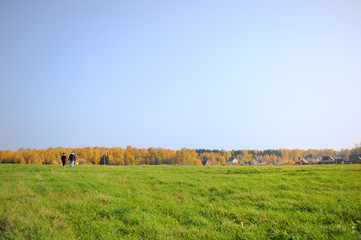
[69,152,76,168]
[61,152,67,167]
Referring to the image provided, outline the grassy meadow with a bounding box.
[0,164,361,240]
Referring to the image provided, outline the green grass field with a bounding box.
[0,164,361,240]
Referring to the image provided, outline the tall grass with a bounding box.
[0,164,360,239]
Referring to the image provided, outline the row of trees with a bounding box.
[0,144,360,165]
[0,147,200,165]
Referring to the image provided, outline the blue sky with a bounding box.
[1,0,361,151]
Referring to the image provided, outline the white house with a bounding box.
[227,158,238,164]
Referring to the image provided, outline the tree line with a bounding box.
[1,145,360,165]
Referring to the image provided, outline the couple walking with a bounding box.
[61,152,76,167]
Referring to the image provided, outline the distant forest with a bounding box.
[1,144,361,165]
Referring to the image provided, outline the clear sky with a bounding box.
[1,0,361,151]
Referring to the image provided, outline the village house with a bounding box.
[349,154,361,164]
[305,155,318,164]
[293,155,319,165]
[318,156,335,164]
[293,157,306,165]
[255,156,266,165]
[295,158,309,165]
[227,158,238,164]
[335,155,346,164]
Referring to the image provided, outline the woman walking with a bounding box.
[68,152,76,168]
[61,152,67,167]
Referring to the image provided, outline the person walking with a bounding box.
[68,152,76,168]
[61,152,67,167]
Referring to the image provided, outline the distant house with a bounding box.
[293,157,306,165]
[255,157,266,165]
[202,159,211,166]
[305,155,317,164]
[227,158,238,164]
[349,155,361,164]
[335,155,344,160]
[335,155,345,164]
[298,158,310,165]
[293,158,310,165]
[318,156,335,164]
[322,156,334,161]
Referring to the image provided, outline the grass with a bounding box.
[0,164,361,239]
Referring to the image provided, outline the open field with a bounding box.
[0,165,361,239]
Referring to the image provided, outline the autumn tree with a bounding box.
[124,146,135,165]
[30,151,42,164]
[350,143,361,155]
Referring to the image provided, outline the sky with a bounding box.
[1,0,361,151]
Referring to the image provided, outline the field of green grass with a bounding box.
[0,164,361,240]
